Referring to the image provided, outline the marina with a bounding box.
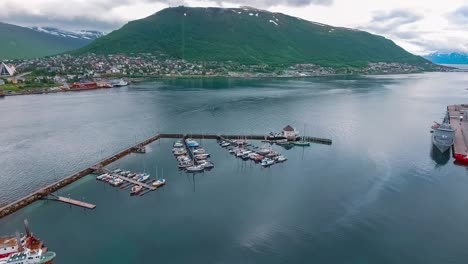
[0,131,331,219]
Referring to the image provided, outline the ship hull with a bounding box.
[432,135,452,153]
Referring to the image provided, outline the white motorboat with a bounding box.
[96,173,108,180]
[276,155,287,162]
[200,161,214,169]
[194,153,210,160]
[261,158,275,167]
[152,179,166,188]
[137,173,150,182]
[186,165,204,172]
[193,148,205,154]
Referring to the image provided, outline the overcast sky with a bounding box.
[1,0,468,55]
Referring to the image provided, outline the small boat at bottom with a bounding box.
[186,165,204,172]
[152,179,166,188]
[130,185,143,195]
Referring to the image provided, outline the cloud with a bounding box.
[219,0,333,7]
[364,9,423,34]
[0,0,332,31]
[449,5,468,24]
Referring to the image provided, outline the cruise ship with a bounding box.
[432,113,455,153]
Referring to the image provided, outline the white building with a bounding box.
[0,62,16,76]
[282,125,297,140]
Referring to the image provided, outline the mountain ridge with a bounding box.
[425,52,468,64]
[0,22,92,59]
[75,6,432,69]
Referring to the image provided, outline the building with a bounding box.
[282,125,297,140]
[0,79,4,85]
[0,62,16,76]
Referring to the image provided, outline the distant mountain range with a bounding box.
[75,6,432,68]
[30,27,104,41]
[0,22,102,60]
[425,52,468,64]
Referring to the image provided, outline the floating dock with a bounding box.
[49,194,96,209]
[101,169,156,191]
[0,132,331,219]
[448,105,468,158]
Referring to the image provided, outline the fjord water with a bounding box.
[2,73,468,263]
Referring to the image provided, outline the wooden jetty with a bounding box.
[111,174,156,191]
[0,131,331,219]
[48,194,96,209]
[448,105,468,157]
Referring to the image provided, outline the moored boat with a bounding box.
[137,173,150,182]
[261,158,275,167]
[293,141,310,146]
[186,165,204,172]
[130,185,143,195]
[200,161,215,169]
[194,153,210,160]
[276,155,287,162]
[152,179,166,188]
[185,139,199,148]
[193,148,206,154]
[173,141,184,148]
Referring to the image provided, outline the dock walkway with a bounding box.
[102,169,156,191]
[49,194,96,209]
[448,105,468,156]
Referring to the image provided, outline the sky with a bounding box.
[1,0,468,55]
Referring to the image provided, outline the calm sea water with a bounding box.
[2,73,468,263]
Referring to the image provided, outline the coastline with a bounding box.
[0,69,458,97]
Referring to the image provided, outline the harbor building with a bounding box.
[283,125,297,140]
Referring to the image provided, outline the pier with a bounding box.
[448,105,468,157]
[100,169,157,191]
[48,194,96,209]
[0,131,331,219]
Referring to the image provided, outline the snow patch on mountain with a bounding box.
[31,27,105,41]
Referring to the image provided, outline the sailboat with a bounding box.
[294,124,310,146]
[152,168,166,188]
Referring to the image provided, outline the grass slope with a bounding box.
[0,22,90,59]
[77,7,429,67]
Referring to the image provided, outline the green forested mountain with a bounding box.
[0,22,90,59]
[77,6,429,67]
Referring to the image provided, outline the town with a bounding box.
[0,53,452,96]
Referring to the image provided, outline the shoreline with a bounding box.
[0,70,459,97]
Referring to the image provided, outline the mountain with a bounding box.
[30,27,105,41]
[76,6,430,68]
[425,52,468,64]
[0,22,92,60]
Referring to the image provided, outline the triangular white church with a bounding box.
[0,62,16,76]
